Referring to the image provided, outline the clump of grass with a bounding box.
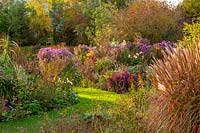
[148,41,200,132]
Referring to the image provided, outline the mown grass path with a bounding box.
[0,88,121,133]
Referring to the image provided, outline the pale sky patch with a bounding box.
[163,0,183,6]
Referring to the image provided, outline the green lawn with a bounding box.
[0,88,121,133]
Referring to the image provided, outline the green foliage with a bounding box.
[50,1,89,45]
[181,0,200,18]
[27,0,53,45]
[83,1,113,45]
[0,76,21,100]
[102,0,133,9]
[0,1,31,45]
[180,17,200,47]
[95,57,114,74]
[22,100,42,115]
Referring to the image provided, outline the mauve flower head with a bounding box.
[4,99,8,104]
[153,41,177,53]
[37,47,73,62]
[157,41,176,49]
[138,38,151,45]
[138,44,152,54]
[126,43,135,50]
[78,44,91,51]
[3,106,10,111]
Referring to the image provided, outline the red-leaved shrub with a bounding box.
[104,71,137,93]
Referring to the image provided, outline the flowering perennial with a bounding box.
[37,47,73,62]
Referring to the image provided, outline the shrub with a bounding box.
[148,40,200,132]
[179,17,200,47]
[77,56,98,85]
[104,71,137,93]
[27,0,52,45]
[74,45,99,85]
[95,57,115,74]
[0,76,21,100]
[113,0,182,43]
[180,0,200,19]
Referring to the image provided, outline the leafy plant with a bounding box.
[22,100,42,115]
[0,76,21,100]
[95,57,115,74]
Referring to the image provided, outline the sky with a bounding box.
[163,0,183,6]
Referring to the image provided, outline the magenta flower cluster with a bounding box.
[37,47,73,62]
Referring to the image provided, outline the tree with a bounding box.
[112,0,182,43]
[0,0,31,45]
[27,0,53,44]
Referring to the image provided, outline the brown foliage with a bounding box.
[148,40,200,132]
[113,0,182,43]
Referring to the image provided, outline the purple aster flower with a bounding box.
[154,41,177,53]
[138,38,150,45]
[37,47,73,62]
[126,43,135,50]
[138,44,152,54]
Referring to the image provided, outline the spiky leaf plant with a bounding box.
[0,34,19,65]
[148,40,200,133]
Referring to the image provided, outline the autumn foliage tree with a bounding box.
[112,0,182,43]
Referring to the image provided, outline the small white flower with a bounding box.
[139,51,143,54]
[66,78,73,85]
